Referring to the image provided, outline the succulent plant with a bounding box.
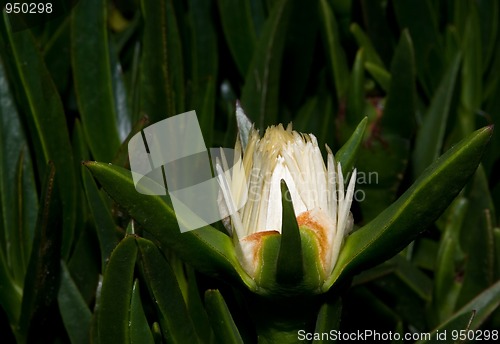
[0,0,499,343]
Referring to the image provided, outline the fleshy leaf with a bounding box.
[319,0,349,101]
[72,0,121,161]
[325,125,493,290]
[335,117,368,176]
[241,0,292,129]
[84,161,255,289]
[98,236,137,344]
[19,163,61,342]
[57,261,91,344]
[417,279,500,343]
[276,180,303,284]
[216,0,256,76]
[413,53,461,177]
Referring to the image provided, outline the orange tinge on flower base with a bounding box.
[216,123,357,283]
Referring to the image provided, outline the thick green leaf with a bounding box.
[0,241,22,329]
[137,238,199,343]
[140,0,184,122]
[325,125,493,290]
[13,143,39,278]
[350,23,385,69]
[364,62,391,93]
[217,0,256,76]
[205,290,243,344]
[418,312,473,344]
[381,30,416,139]
[0,56,37,286]
[335,117,367,176]
[477,0,498,72]
[112,115,149,168]
[393,0,443,95]
[359,0,394,66]
[82,167,120,269]
[98,236,137,344]
[67,225,100,305]
[130,279,154,344]
[412,238,439,271]
[355,133,410,222]
[89,273,102,344]
[319,0,349,101]
[418,280,500,344]
[58,261,91,344]
[72,0,121,161]
[392,255,432,302]
[352,32,415,221]
[370,270,428,329]
[460,4,482,113]
[413,53,461,177]
[457,166,497,308]
[1,12,76,259]
[312,298,342,344]
[70,118,89,279]
[189,0,217,84]
[84,162,255,290]
[19,163,62,343]
[109,39,132,143]
[293,89,334,150]
[151,322,162,344]
[280,0,319,109]
[241,0,292,129]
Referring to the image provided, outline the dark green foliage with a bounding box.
[0,1,499,343]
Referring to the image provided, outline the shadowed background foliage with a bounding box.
[0,0,499,343]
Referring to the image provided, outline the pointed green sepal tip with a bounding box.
[335,116,368,176]
[276,180,304,285]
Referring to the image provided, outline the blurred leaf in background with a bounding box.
[0,0,499,342]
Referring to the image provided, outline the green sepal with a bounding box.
[18,162,61,343]
[335,117,367,176]
[57,261,91,344]
[365,62,391,92]
[98,236,137,344]
[71,0,120,162]
[241,0,292,129]
[432,197,468,324]
[276,180,303,285]
[313,298,342,344]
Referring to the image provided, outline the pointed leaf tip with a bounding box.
[335,117,368,175]
[276,180,303,284]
